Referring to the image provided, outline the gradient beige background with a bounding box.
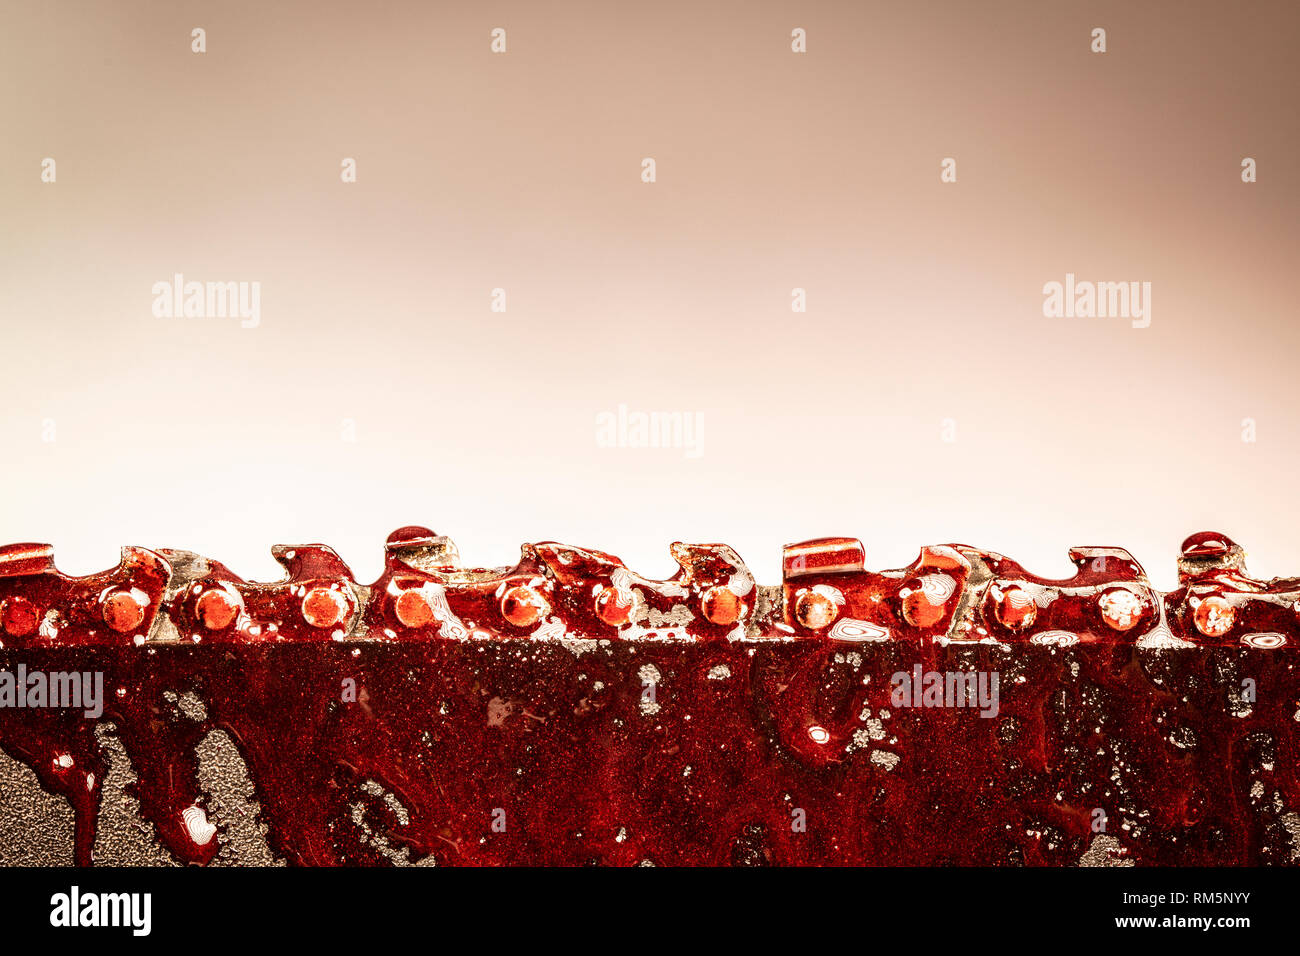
[1,0,1297,590]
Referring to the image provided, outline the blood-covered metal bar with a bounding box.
[0,529,1297,865]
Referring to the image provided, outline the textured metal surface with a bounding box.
[1,528,1298,866]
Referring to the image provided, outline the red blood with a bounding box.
[794,590,837,630]
[595,587,633,626]
[394,588,434,628]
[1193,595,1235,637]
[992,585,1037,631]
[501,586,547,627]
[195,589,240,631]
[0,529,1297,867]
[386,526,439,547]
[101,590,146,633]
[302,587,348,629]
[1180,531,1235,558]
[900,577,948,627]
[1,597,39,637]
[701,586,742,626]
